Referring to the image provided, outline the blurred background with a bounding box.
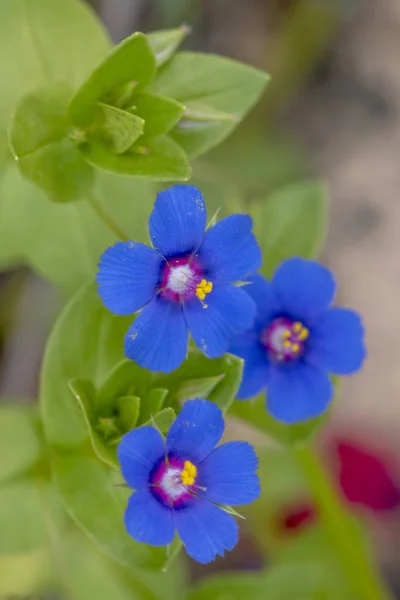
[2,0,400,597]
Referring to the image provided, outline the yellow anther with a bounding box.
[298,327,309,341]
[292,322,302,334]
[181,461,197,486]
[196,279,213,301]
[292,343,300,353]
[283,340,292,349]
[282,330,291,339]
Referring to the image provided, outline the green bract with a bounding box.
[7,21,268,202]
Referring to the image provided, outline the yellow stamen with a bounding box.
[196,279,213,302]
[181,460,197,486]
[292,343,300,353]
[283,340,292,349]
[292,322,302,334]
[282,330,291,339]
[298,327,309,341]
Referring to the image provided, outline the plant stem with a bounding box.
[294,445,392,600]
[88,194,129,242]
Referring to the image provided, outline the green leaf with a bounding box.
[132,92,185,137]
[0,478,65,553]
[155,351,243,413]
[0,165,157,293]
[187,572,265,600]
[68,378,119,469]
[9,84,94,203]
[81,134,191,181]
[139,388,168,424]
[231,392,329,447]
[96,359,150,414]
[0,0,110,136]
[172,375,224,403]
[89,103,144,153]
[147,26,190,67]
[116,395,141,432]
[69,32,157,127]
[150,52,269,157]
[144,408,176,434]
[251,180,328,278]
[54,452,166,568]
[0,404,43,483]
[41,284,130,448]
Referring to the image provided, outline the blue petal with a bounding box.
[198,214,261,284]
[184,284,256,358]
[307,308,366,375]
[166,398,224,462]
[124,296,188,373]
[230,330,269,399]
[117,426,165,489]
[272,258,336,323]
[175,499,238,564]
[97,242,161,315]
[149,185,206,257]
[267,361,334,423]
[243,273,279,324]
[124,489,174,546]
[198,441,260,505]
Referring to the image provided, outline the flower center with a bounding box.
[159,255,212,303]
[150,456,198,508]
[261,317,309,362]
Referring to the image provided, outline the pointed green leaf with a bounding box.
[9,84,94,203]
[69,32,157,127]
[139,388,168,425]
[151,52,269,157]
[155,351,243,413]
[172,375,223,403]
[132,92,185,137]
[89,103,144,153]
[81,134,191,181]
[144,408,176,434]
[251,180,329,277]
[163,536,183,573]
[147,26,190,67]
[116,395,140,432]
[96,359,150,414]
[68,378,119,469]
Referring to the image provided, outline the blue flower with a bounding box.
[97,185,260,373]
[230,258,366,423]
[117,398,260,564]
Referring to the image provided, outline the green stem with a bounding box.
[294,445,392,600]
[88,194,129,242]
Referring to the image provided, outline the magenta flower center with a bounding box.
[150,455,198,508]
[261,317,309,362]
[159,255,213,302]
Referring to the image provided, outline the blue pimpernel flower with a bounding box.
[97,185,261,373]
[118,398,260,564]
[230,258,366,423]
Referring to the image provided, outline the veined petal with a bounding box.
[230,329,269,399]
[174,499,238,564]
[118,426,165,489]
[124,296,188,373]
[308,308,366,375]
[198,214,261,284]
[198,441,260,505]
[97,242,161,315]
[149,185,206,257]
[124,489,174,546]
[166,398,224,462]
[184,284,256,359]
[267,361,333,423]
[272,258,336,323]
